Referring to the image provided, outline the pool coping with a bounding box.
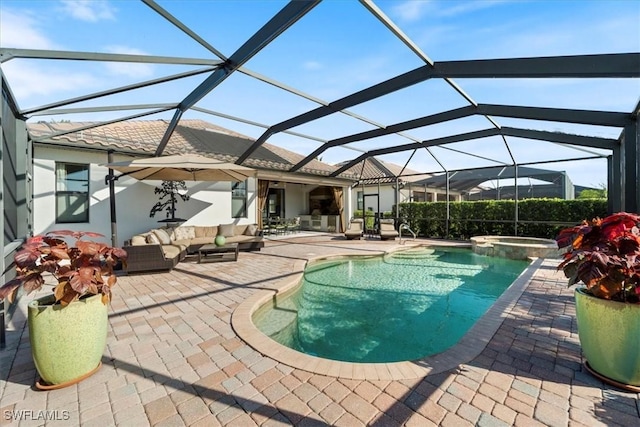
[231,247,544,380]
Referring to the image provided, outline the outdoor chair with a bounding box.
[379,218,399,240]
[287,217,301,234]
[265,217,282,235]
[344,218,364,240]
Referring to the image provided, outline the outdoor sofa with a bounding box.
[124,223,264,274]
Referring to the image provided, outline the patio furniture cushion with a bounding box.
[161,244,183,259]
[379,219,399,240]
[345,218,364,240]
[218,223,235,237]
[189,237,214,246]
[131,234,148,245]
[173,240,195,250]
[172,226,196,241]
[153,228,172,244]
[195,226,217,238]
[226,235,259,244]
[244,224,258,236]
[146,233,161,244]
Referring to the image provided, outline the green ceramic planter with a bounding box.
[28,293,108,386]
[574,288,640,386]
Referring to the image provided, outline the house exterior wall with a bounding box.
[353,184,398,214]
[352,184,417,214]
[284,183,306,218]
[350,184,462,215]
[33,145,257,246]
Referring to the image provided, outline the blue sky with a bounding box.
[1,0,639,189]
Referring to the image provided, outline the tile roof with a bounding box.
[27,119,358,180]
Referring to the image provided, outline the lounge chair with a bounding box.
[344,218,364,240]
[379,218,399,240]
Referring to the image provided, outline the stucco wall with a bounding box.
[350,184,460,214]
[33,146,257,246]
[283,183,306,217]
[352,184,408,214]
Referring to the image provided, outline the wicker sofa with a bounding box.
[123,223,264,274]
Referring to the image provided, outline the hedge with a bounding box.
[396,198,608,240]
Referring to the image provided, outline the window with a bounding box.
[232,180,247,218]
[356,191,363,210]
[55,162,89,223]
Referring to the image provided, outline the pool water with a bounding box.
[254,247,529,363]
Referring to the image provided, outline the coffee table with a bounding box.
[197,243,239,263]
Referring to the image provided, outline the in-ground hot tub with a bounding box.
[471,235,560,260]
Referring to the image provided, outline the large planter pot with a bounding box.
[28,293,108,389]
[574,288,640,390]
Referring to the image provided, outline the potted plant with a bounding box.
[0,230,127,390]
[556,212,640,391]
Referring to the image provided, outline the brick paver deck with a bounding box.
[1,235,638,426]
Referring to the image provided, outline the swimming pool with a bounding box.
[253,247,530,363]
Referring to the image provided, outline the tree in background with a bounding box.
[577,183,607,199]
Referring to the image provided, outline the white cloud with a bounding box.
[468,11,640,59]
[392,0,507,22]
[392,1,433,22]
[438,0,509,17]
[103,46,155,78]
[303,61,324,71]
[60,0,115,22]
[3,61,97,101]
[0,9,58,49]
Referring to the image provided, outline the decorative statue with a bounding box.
[149,180,190,220]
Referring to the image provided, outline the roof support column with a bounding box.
[621,123,639,213]
[514,164,518,236]
[446,172,450,238]
[607,154,619,214]
[394,177,399,225]
[107,150,118,247]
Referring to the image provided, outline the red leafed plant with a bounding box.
[556,212,640,303]
[0,230,127,306]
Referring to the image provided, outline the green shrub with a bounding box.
[397,199,608,240]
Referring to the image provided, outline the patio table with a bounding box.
[197,243,239,263]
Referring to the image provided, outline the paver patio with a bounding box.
[1,234,638,426]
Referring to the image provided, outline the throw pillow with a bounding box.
[218,223,235,237]
[131,235,147,246]
[166,226,177,240]
[173,226,195,241]
[153,228,172,244]
[244,224,258,236]
[146,232,160,244]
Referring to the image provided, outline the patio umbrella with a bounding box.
[103,154,256,182]
[101,154,257,246]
